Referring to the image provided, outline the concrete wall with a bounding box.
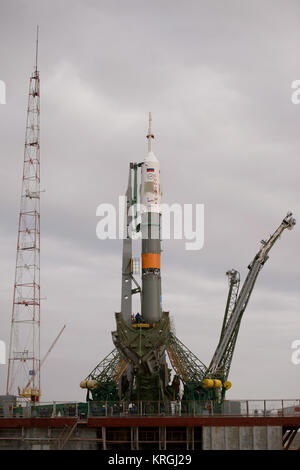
[202,426,282,450]
[0,424,99,450]
[0,424,283,450]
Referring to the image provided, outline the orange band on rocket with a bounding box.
[142,253,160,269]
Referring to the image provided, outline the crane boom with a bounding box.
[23,325,66,394]
[209,269,241,382]
[40,324,66,368]
[219,269,240,343]
[208,212,296,376]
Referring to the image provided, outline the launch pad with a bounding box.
[1,97,299,449]
[80,114,296,414]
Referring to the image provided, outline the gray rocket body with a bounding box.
[141,211,162,323]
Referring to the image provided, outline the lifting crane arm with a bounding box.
[207,212,296,379]
[24,325,66,392]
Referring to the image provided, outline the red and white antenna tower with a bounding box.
[6,27,41,402]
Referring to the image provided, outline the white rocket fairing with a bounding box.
[141,113,161,213]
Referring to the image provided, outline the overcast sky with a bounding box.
[0,0,299,403]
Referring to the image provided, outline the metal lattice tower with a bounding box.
[6,29,41,401]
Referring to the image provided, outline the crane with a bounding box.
[179,212,295,407]
[204,212,296,397]
[20,325,66,401]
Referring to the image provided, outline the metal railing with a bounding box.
[0,399,299,419]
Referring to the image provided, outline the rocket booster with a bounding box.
[141,113,162,324]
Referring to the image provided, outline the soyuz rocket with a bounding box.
[112,113,170,401]
[140,112,162,323]
[119,112,163,327]
[81,114,177,402]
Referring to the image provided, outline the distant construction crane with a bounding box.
[6,28,41,402]
[23,325,66,393]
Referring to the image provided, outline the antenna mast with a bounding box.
[35,25,39,73]
[6,30,41,401]
[146,111,154,152]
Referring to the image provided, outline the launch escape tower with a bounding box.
[6,30,41,402]
[81,114,296,410]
